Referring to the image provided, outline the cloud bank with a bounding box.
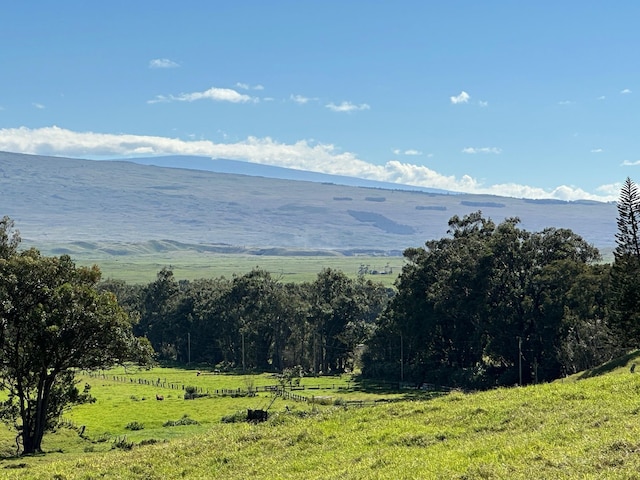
[0,126,616,202]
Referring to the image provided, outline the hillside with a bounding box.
[3,355,640,479]
[0,151,617,256]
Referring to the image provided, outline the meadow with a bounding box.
[3,356,640,479]
[74,251,405,286]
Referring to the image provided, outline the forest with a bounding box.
[98,178,640,390]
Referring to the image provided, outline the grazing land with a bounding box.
[75,251,404,286]
[2,355,640,478]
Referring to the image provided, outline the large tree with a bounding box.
[609,177,640,346]
[0,219,154,454]
[363,212,603,387]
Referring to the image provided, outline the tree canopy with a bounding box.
[0,217,154,454]
[362,212,611,388]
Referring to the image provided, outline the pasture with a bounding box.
[3,357,640,478]
[0,367,401,464]
[76,251,405,286]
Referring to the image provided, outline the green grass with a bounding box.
[4,359,640,478]
[74,252,404,286]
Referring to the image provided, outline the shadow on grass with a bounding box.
[577,349,640,380]
[351,376,451,401]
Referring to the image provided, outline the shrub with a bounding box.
[221,411,247,423]
[184,385,208,400]
[138,438,162,447]
[112,436,134,450]
[163,414,199,427]
[124,421,144,431]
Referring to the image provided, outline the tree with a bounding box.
[0,221,153,454]
[609,177,640,346]
[363,212,604,388]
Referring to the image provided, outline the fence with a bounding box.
[83,372,354,398]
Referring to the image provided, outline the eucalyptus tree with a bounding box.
[308,268,371,373]
[363,212,603,387]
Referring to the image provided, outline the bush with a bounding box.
[184,385,208,400]
[221,411,247,423]
[112,436,134,450]
[163,414,199,427]
[138,438,163,447]
[124,421,144,431]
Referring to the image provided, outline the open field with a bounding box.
[80,252,405,286]
[3,356,640,478]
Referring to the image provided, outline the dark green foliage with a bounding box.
[0,218,154,455]
[124,421,144,431]
[609,177,640,346]
[363,211,610,388]
[183,386,208,400]
[112,436,134,450]
[163,414,199,427]
[102,265,389,375]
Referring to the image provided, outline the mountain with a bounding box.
[126,155,453,194]
[0,151,617,255]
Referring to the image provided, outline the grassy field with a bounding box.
[74,252,405,286]
[3,356,640,478]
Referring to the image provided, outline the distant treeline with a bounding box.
[101,267,391,374]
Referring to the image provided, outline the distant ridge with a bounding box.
[125,155,454,195]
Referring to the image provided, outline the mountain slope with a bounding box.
[127,155,453,194]
[0,151,617,253]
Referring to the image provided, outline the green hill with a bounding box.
[4,354,640,479]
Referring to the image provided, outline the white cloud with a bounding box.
[621,88,632,94]
[462,147,502,154]
[32,103,45,109]
[148,86,257,104]
[393,149,422,156]
[622,160,640,166]
[450,91,470,104]
[325,101,370,112]
[596,182,623,197]
[557,100,573,105]
[149,58,179,69]
[597,95,606,100]
[478,100,488,107]
[291,94,311,105]
[236,83,264,91]
[591,148,603,153]
[0,126,617,202]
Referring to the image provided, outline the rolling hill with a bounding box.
[0,151,618,257]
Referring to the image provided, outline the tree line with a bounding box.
[101,267,391,374]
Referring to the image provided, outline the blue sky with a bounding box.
[1,1,639,201]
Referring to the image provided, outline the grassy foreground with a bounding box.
[3,361,640,479]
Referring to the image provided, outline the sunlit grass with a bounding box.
[74,252,404,286]
[4,360,640,478]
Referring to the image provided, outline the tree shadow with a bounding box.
[577,349,640,379]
